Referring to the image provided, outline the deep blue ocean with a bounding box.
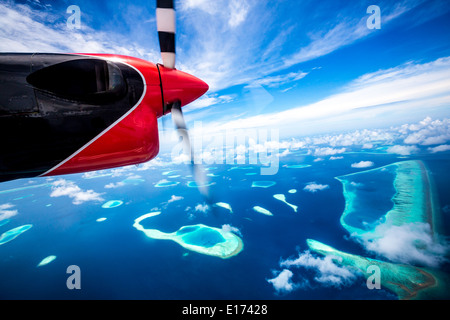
[0,148,449,300]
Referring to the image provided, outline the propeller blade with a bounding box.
[156,0,176,69]
[171,101,211,201]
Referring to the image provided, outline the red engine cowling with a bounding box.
[41,54,208,177]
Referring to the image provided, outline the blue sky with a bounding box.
[1,0,450,138]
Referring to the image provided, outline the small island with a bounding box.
[133,212,243,259]
[253,206,273,216]
[306,239,448,300]
[102,200,123,209]
[155,180,180,187]
[251,181,276,188]
[0,224,32,245]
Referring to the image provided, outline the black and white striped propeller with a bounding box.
[156,0,176,69]
[156,0,212,202]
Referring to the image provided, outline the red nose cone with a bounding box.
[158,65,209,113]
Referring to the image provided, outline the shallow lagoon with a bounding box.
[133,212,243,259]
[0,224,32,245]
[336,164,397,234]
[101,200,124,209]
[251,181,276,188]
[155,181,180,187]
[335,160,434,236]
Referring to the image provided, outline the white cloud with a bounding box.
[278,149,290,158]
[2,0,443,100]
[155,179,170,185]
[176,0,262,90]
[267,269,297,293]
[280,251,356,288]
[171,153,191,165]
[82,171,111,179]
[303,183,329,193]
[178,1,420,92]
[82,158,167,181]
[104,182,125,189]
[221,224,242,237]
[422,135,448,145]
[282,1,427,70]
[136,157,168,169]
[357,222,449,268]
[310,129,395,148]
[351,161,374,168]
[428,144,450,153]
[184,93,235,112]
[167,116,448,169]
[387,145,419,155]
[0,3,159,61]
[168,195,184,203]
[181,0,218,15]
[195,203,210,213]
[0,203,18,221]
[2,0,443,107]
[311,147,346,156]
[50,179,104,205]
[283,20,368,68]
[228,0,250,28]
[245,71,308,89]
[199,57,450,136]
[403,117,450,145]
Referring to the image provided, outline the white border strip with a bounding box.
[39,55,148,177]
[156,8,176,33]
